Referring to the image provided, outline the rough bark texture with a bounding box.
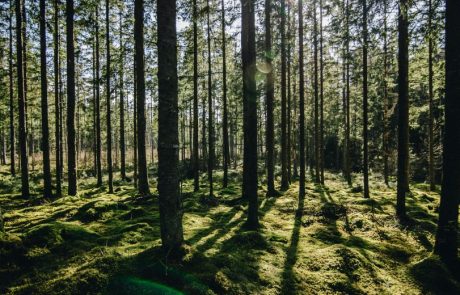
[280,0,289,191]
[106,0,113,193]
[313,0,320,184]
[434,0,460,263]
[193,0,199,192]
[206,0,214,196]
[66,0,77,196]
[242,0,259,229]
[396,0,409,219]
[362,0,370,199]
[40,0,52,198]
[119,10,126,180]
[135,0,150,196]
[221,0,229,188]
[383,0,389,186]
[265,0,276,196]
[157,0,184,256]
[54,0,62,197]
[16,0,30,198]
[9,0,15,177]
[428,0,435,191]
[95,8,102,187]
[298,0,306,202]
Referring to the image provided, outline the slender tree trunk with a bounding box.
[106,0,114,193]
[40,0,52,198]
[16,0,29,197]
[157,0,184,256]
[242,0,259,229]
[119,9,126,180]
[428,0,435,191]
[344,0,351,185]
[192,0,199,192]
[396,0,409,219]
[434,0,460,263]
[9,0,15,176]
[54,0,62,197]
[265,0,276,196]
[66,0,77,196]
[313,0,320,183]
[95,7,102,187]
[298,0,306,202]
[287,5,292,183]
[280,0,289,190]
[362,0,370,198]
[133,62,138,187]
[206,0,214,196]
[135,0,150,196]
[319,0,325,185]
[222,0,229,188]
[383,0,389,186]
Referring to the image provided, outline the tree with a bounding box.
[319,0,325,185]
[135,0,150,196]
[39,0,52,198]
[119,8,126,180]
[313,0,320,183]
[16,0,30,198]
[66,0,77,196]
[192,0,199,192]
[396,0,409,219]
[221,0,230,188]
[382,0,389,186]
[362,0,370,199]
[9,0,15,176]
[280,0,289,191]
[343,0,351,186]
[427,0,435,191]
[156,0,184,255]
[298,0,306,202]
[434,0,459,263]
[265,0,276,196]
[242,0,259,229]
[54,0,62,197]
[106,0,113,193]
[95,6,102,187]
[206,0,214,196]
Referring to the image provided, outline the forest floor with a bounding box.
[0,165,459,295]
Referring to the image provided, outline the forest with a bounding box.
[0,0,459,294]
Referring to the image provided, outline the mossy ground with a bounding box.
[0,165,459,294]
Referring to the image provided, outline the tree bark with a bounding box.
[106,0,114,193]
[396,0,409,219]
[119,9,126,180]
[265,0,276,196]
[66,0,77,196]
[222,0,229,188]
[9,0,15,176]
[362,0,370,198]
[206,0,214,196]
[40,0,53,198]
[428,0,435,191]
[298,0,306,202]
[157,0,184,256]
[95,7,102,187]
[135,0,150,196]
[242,0,259,229]
[16,0,30,198]
[192,0,199,192]
[434,0,460,263]
[280,0,289,191]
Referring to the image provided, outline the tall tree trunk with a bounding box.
[54,0,62,197]
[9,0,15,176]
[119,9,126,180]
[192,0,199,192]
[156,0,184,256]
[280,0,289,190]
[434,0,460,263]
[396,0,409,219]
[265,0,276,196]
[344,0,351,185]
[287,5,292,183]
[135,0,150,196]
[95,7,102,187]
[428,0,435,191]
[242,0,259,229]
[66,0,77,196]
[16,0,29,197]
[319,0,325,185]
[40,0,52,198]
[106,0,114,193]
[221,0,229,188]
[313,0,320,183]
[362,0,370,198]
[382,0,389,186]
[206,0,214,196]
[298,0,306,203]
